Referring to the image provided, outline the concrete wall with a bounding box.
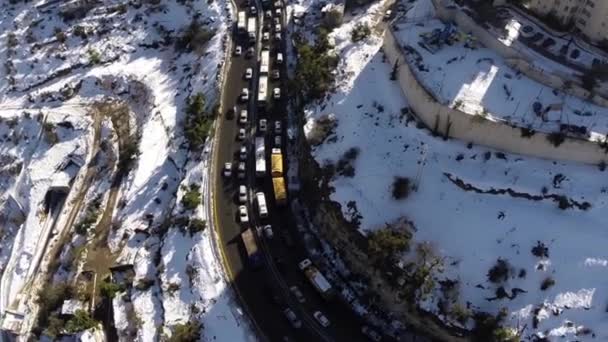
[430,0,608,107]
[383,28,608,165]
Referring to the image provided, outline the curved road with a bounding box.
[211,0,378,341]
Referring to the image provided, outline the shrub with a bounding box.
[546,131,565,147]
[351,23,371,42]
[450,303,471,325]
[169,321,201,342]
[99,280,124,299]
[54,28,67,43]
[135,278,155,291]
[43,122,59,145]
[182,184,201,210]
[471,309,514,342]
[65,310,98,333]
[118,139,139,173]
[392,177,411,200]
[74,204,99,235]
[367,225,412,262]
[540,277,555,291]
[35,283,74,335]
[531,241,549,258]
[176,19,215,53]
[188,218,206,234]
[88,49,101,64]
[167,282,180,295]
[487,258,510,283]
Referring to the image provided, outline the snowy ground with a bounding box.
[394,0,608,141]
[0,0,254,340]
[304,1,608,339]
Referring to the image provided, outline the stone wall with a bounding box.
[383,28,608,165]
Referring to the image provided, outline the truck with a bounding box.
[237,11,247,33]
[260,50,270,74]
[247,17,256,43]
[242,229,262,268]
[257,75,268,106]
[272,177,286,206]
[270,148,283,177]
[255,137,266,177]
[298,259,333,299]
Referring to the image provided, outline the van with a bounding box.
[256,192,268,218]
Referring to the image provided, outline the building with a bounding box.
[525,0,608,44]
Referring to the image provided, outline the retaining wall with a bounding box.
[383,28,608,164]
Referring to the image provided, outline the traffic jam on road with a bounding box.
[218,0,389,341]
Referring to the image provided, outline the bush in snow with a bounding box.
[135,278,155,291]
[540,277,556,291]
[188,218,206,235]
[531,241,549,258]
[367,224,412,264]
[181,184,201,211]
[99,279,124,299]
[167,282,181,295]
[487,258,511,284]
[118,137,139,174]
[351,23,371,42]
[546,131,565,147]
[176,19,215,54]
[64,310,98,334]
[169,321,201,342]
[336,147,360,178]
[392,177,411,200]
[449,303,471,325]
[471,309,518,342]
[42,122,59,145]
[87,49,101,64]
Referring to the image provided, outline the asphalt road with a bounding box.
[213,1,379,341]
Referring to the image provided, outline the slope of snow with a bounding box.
[304,2,608,340]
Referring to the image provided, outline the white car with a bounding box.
[237,128,246,140]
[273,87,281,99]
[283,308,301,329]
[240,88,249,101]
[265,10,272,19]
[223,162,232,177]
[238,185,247,203]
[272,69,280,80]
[239,145,247,161]
[238,161,246,179]
[245,67,253,79]
[274,121,282,134]
[276,52,283,64]
[239,109,248,124]
[274,32,282,41]
[263,224,274,239]
[250,6,257,15]
[274,23,281,32]
[238,205,249,223]
[274,0,282,8]
[313,311,330,328]
[234,45,242,56]
[275,8,281,17]
[263,31,270,41]
[361,326,382,342]
[274,135,281,147]
[259,119,267,133]
[289,286,305,303]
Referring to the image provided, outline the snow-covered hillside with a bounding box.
[303,0,608,340]
[0,0,254,340]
